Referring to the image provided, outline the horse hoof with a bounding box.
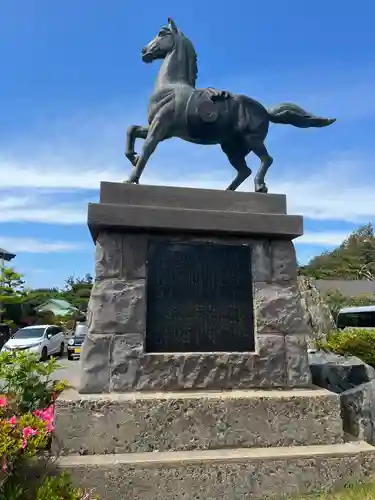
[122,179,140,185]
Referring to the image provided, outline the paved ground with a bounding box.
[53,355,81,389]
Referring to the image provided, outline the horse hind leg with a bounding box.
[221,143,252,191]
[252,142,273,194]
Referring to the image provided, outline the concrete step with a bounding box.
[55,388,344,455]
[56,441,375,500]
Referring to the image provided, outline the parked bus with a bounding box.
[336,305,375,329]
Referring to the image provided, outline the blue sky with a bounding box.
[0,0,374,288]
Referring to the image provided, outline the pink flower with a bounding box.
[45,421,55,433]
[1,457,7,473]
[34,405,54,424]
[7,416,17,425]
[22,427,38,439]
[0,397,7,408]
[34,406,55,433]
[21,439,27,449]
[44,404,55,418]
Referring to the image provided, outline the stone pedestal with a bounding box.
[79,182,311,394]
[56,183,375,499]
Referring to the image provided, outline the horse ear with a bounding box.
[168,17,179,34]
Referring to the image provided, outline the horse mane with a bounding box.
[177,33,198,87]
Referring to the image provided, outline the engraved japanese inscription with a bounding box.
[145,241,255,353]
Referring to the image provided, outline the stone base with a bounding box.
[55,389,344,455]
[80,183,312,393]
[55,442,375,499]
[54,388,375,499]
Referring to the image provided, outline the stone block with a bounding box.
[309,353,375,444]
[95,232,147,280]
[56,442,375,500]
[88,203,303,241]
[111,333,143,357]
[99,181,288,214]
[254,282,308,335]
[309,351,375,394]
[110,334,144,392]
[285,334,312,387]
[251,240,272,282]
[298,276,335,348]
[122,234,147,279]
[79,334,112,393]
[89,278,146,335]
[271,240,298,282]
[340,380,375,445]
[55,389,343,455]
[95,231,123,280]
[111,334,286,391]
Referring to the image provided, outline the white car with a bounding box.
[1,325,65,361]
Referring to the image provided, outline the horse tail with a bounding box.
[267,103,336,128]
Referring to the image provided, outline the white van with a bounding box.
[1,324,65,360]
[336,305,375,330]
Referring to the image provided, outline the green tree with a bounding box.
[0,266,26,325]
[301,223,375,279]
[61,274,93,312]
[20,287,63,326]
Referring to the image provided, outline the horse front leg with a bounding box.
[221,142,252,191]
[126,118,167,185]
[125,125,149,167]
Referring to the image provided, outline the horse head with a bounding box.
[141,18,181,63]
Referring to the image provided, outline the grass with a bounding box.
[296,480,375,499]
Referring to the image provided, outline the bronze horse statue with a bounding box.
[125,18,335,193]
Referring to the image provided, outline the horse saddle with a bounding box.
[186,88,233,140]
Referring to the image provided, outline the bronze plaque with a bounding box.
[145,241,254,353]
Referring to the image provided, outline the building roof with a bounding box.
[37,298,79,315]
[47,299,78,310]
[0,247,16,261]
[314,279,375,297]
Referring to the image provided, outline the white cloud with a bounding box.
[0,204,86,224]
[0,237,86,253]
[0,189,88,224]
[0,153,374,225]
[296,231,349,246]
[0,78,374,229]
[0,64,372,272]
[0,160,123,190]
